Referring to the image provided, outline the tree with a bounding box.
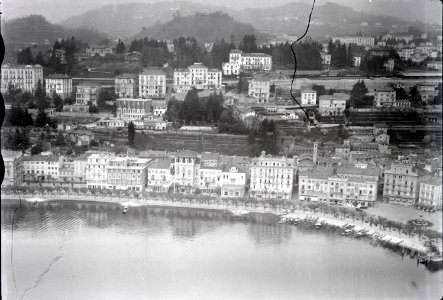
[35,51,45,66]
[54,132,66,146]
[31,142,44,155]
[128,121,136,146]
[179,88,203,123]
[34,110,51,127]
[116,39,126,54]
[52,93,63,111]
[350,80,369,107]
[239,35,257,53]
[97,89,116,108]
[409,86,423,107]
[88,104,99,113]
[35,80,48,110]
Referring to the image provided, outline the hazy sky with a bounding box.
[1,0,441,24]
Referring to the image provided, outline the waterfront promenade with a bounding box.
[2,191,441,256]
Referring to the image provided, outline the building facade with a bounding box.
[301,89,317,106]
[106,157,150,191]
[76,83,101,105]
[173,63,222,94]
[418,177,442,210]
[2,150,23,186]
[248,75,270,102]
[374,88,396,107]
[250,152,294,200]
[331,36,375,46]
[116,98,152,119]
[86,44,113,57]
[383,164,420,206]
[174,150,199,190]
[318,93,347,116]
[1,64,44,93]
[147,159,173,192]
[223,50,272,75]
[139,69,166,98]
[86,152,115,189]
[45,73,72,99]
[22,155,62,182]
[115,74,138,98]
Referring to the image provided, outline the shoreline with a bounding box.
[2,193,441,260]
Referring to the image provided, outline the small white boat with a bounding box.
[342,229,353,236]
[279,218,288,224]
[122,206,129,214]
[315,222,322,229]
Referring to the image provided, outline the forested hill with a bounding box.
[2,15,108,44]
[132,12,255,44]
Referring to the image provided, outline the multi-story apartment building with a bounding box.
[301,89,317,106]
[73,154,89,183]
[75,83,101,105]
[174,150,200,190]
[222,50,272,75]
[299,166,378,207]
[221,165,247,198]
[418,177,442,210]
[106,157,151,191]
[382,33,414,43]
[86,44,113,57]
[374,88,396,107]
[86,152,115,189]
[318,93,347,116]
[116,98,152,119]
[198,166,222,194]
[115,74,138,98]
[147,159,173,192]
[139,69,166,98]
[248,75,270,102]
[320,52,331,65]
[22,155,63,181]
[397,47,415,60]
[2,150,23,186]
[383,164,421,206]
[173,63,222,94]
[1,64,44,93]
[45,73,72,99]
[152,101,167,117]
[331,36,375,47]
[249,151,294,200]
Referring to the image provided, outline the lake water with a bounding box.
[1,200,442,300]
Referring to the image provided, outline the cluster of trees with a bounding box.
[349,80,372,107]
[3,129,31,151]
[259,38,323,70]
[18,37,80,74]
[237,74,249,94]
[164,89,225,125]
[247,119,280,156]
[327,40,364,69]
[115,39,126,54]
[128,38,171,67]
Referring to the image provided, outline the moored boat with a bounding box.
[315,222,322,229]
[342,229,353,236]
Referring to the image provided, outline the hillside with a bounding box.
[61,1,227,38]
[132,12,255,44]
[2,15,108,45]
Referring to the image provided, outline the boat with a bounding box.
[426,254,443,270]
[122,206,129,214]
[342,229,353,236]
[231,209,249,217]
[315,222,322,229]
[290,218,300,225]
[279,218,288,224]
[355,231,366,237]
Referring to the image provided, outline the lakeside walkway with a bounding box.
[2,192,441,256]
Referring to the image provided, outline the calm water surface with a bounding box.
[1,200,442,300]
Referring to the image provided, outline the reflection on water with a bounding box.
[1,200,442,300]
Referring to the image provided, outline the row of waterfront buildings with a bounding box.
[3,147,442,209]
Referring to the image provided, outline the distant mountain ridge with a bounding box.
[2,15,108,45]
[61,1,227,39]
[132,12,255,44]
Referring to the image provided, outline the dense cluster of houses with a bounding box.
[3,140,442,209]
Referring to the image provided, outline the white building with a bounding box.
[139,69,166,98]
[250,151,294,200]
[86,44,112,57]
[174,150,200,190]
[301,89,317,106]
[1,64,44,93]
[173,63,222,94]
[318,93,347,116]
[353,56,362,67]
[115,74,138,98]
[147,159,173,192]
[45,73,72,99]
[397,47,415,60]
[299,166,378,207]
[331,36,375,47]
[248,75,270,102]
[2,150,23,186]
[116,98,152,119]
[76,83,101,105]
[106,157,150,191]
[221,165,247,198]
[419,177,442,210]
[320,52,331,65]
[222,50,272,75]
[86,152,115,189]
[383,164,421,206]
[22,155,62,181]
[374,88,396,107]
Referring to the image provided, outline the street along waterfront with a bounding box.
[1,199,442,300]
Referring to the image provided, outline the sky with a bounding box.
[1,0,441,24]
